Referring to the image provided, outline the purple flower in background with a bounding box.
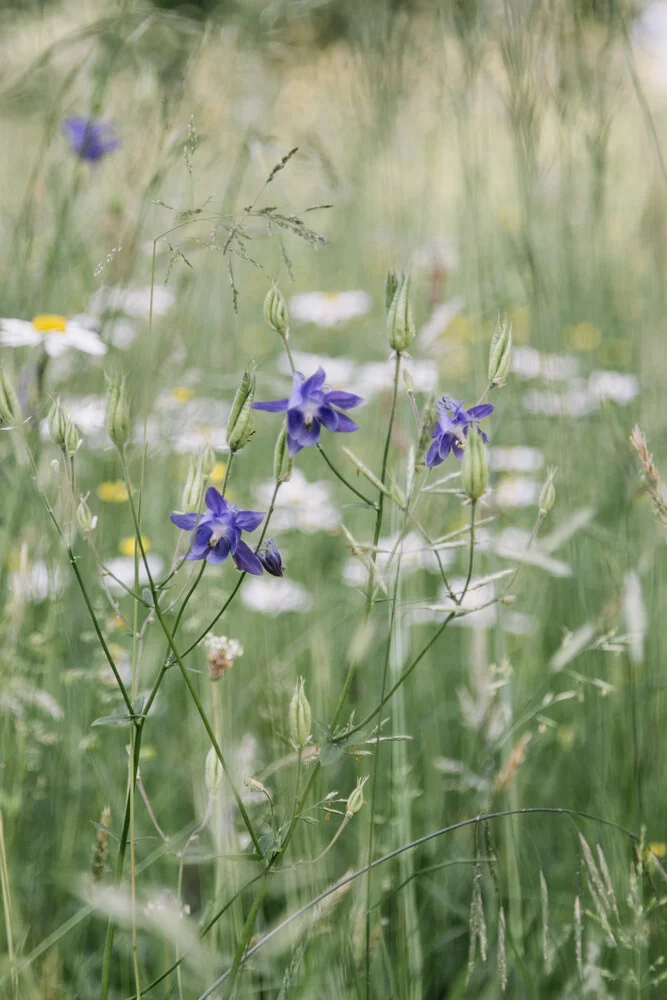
[426,396,494,468]
[253,366,363,455]
[170,487,264,573]
[258,539,284,577]
[62,117,120,163]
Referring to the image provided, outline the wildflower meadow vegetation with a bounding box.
[2,0,667,997]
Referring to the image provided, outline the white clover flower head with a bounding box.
[205,634,244,680]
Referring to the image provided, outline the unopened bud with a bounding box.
[264,285,288,336]
[385,269,399,312]
[387,271,415,353]
[226,363,256,453]
[200,443,216,478]
[77,496,97,534]
[182,455,204,510]
[105,372,131,450]
[416,394,437,465]
[346,776,368,817]
[205,747,222,795]
[0,368,21,426]
[246,776,268,795]
[47,398,68,447]
[488,317,513,387]
[273,425,293,482]
[289,676,312,748]
[258,539,284,577]
[64,419,81,458]
[539,467,557,515]
[462,428,488,501]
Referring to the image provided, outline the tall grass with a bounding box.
[1,1,667,997]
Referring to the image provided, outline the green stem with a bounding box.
[459,500,477,604]
[317,445,377,509]
[224,879,268,998]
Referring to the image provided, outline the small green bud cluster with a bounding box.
[273,425,294,483]
[289,676,312,748]
[264,285,288,336]
[539,467,557,515]
[346,776,368,818]
[386,270,415,353]
[488,317,513,388]
[47,398,81,458]
[105,373,131,450]
[226,362,256,453]
[416,394,437,466]
[76,495,97,534]
[462,428,488,502]
[0,367,21,426]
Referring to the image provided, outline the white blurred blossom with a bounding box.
[255,469,339,533]
[288,291,372,327]
[240,577,312,615]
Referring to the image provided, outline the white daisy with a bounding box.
[512,347,579,381]
[342,530,447,588]
[255,469,339,534]
[588,370,640,405]
[490,446,544,473]
[0,314,107,356]
[240,577,312,615]
[104,554,165,594]
[288,291,372,328]
[352,359,438,401]
[278,351,357,386]
[493,476,541,509]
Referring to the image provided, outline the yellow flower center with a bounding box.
[324,292,341,300]
[208,462,227,486]
[119,536,151,557]
[171,386,195,403]
[97,480,129,503]
[32,314,68,334]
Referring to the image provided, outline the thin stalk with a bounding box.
[0,810,18,998]
[317,444,377,508]
[460,501,477,603]
[224,878,268,998]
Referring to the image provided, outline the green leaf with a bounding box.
[91,712,134,728]
[319,739,345,768]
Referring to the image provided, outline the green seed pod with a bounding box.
[47,398,68,447]
[0,368,21,426]
[200,443,216,478]
[205,747,222,795]
[539,467,557,515]
[273,424,293,482]
[226,362,256,453]
[264,285,288,336]
[289,676,312,748]
[64,419,81,458]
[346,776,368,817]
[182,455,204,511]
[105,373,131,450]
[488,317,513,387]
[77,496,97,534]
[416,394,437,465]
[387,271,415,353]
[462,428,488,502]
[385,268,399,313]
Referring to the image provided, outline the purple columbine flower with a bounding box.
[426,396,494,468]
[252,366,363,456]
[62,117,120,163]
[258,539,283,577]
[170,487,264,573]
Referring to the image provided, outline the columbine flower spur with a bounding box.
[253,366,363,455]
[426,396,494,468]
[170,487,265,573]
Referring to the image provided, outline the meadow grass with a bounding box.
[1,1,667,997]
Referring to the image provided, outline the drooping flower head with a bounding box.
[170,487,265,573]
[257,539,284,577]
[253,367,363,456]
[426,396,494,468]
[62,117,120,163]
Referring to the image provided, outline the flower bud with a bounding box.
[47,398,68,447]
[539,467,557,515]
[289,676,311,748]
[416,394,437,465]
[64,419,81,458]
[105,372,131,450]
[226,363,256,453]
[258,539,284,577]
[181,455,204,510]
[264,285,288,336]
[462,428,488,501]
[200,443,216,478]
[273,425,293,482]
[346,776,368,818]
[488,317,513,387]
[205,746,222,795]
[0,368,21,426]
[387,271,415,353]
[385,269,399,312]
[77,496,97,533]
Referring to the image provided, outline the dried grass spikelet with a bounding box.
[497,906,507,993]
[630,425,667,527]
[466,863,487,984]
[92,806,111,882]
[540,870,551,975]
[574,895,583,980]
[493,732,532,795]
